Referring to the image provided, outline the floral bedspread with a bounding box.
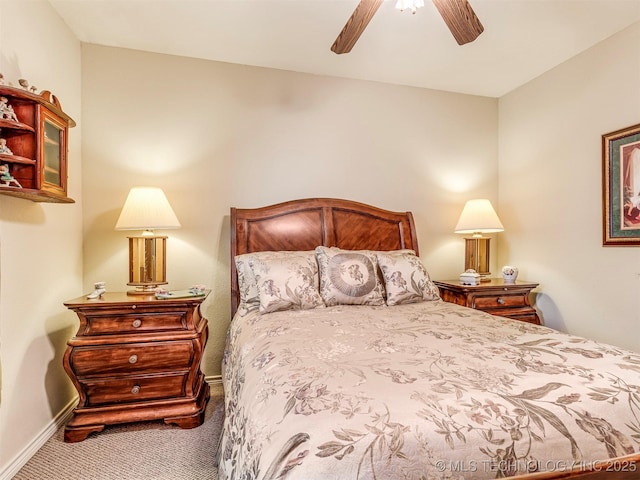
[219,301,640,479]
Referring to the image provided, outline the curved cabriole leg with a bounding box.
[64,424,105,443]
[164,383,210,429]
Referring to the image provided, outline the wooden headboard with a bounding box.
[230,198,418,317]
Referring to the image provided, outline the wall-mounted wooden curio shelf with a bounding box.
[0,84,75,203]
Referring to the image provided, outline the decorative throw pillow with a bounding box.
[235,251,323,315]
[376,250,440,305]
[252,254,325,314]
[314,246,385,306]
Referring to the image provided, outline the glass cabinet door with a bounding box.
[43,119,62,187]
[40,108,67,195]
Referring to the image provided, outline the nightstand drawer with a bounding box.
[472,293,528,310]
[70,341,194,376]
[82,312,187,335]
[81,374,187,406]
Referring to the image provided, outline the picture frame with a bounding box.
[602,123,640,245]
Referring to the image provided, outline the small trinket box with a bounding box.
[459,269,480,285]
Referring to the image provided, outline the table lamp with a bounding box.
[115,187,181,295]
[454,199,504,281]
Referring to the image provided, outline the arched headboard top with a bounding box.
[230,198,418,316]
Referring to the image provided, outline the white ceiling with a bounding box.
[48,0,640,97]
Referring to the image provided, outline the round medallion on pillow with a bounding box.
[327,253,377,297]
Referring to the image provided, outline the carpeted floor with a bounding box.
[14,388,224,480]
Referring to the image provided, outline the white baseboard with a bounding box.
[206,374,224,396]
[205,374,222,386]
[0,396,77,480]
[0,376,223,480]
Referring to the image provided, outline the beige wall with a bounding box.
[2,2,637,476]
[0,0,83,475]
[498,22,640,351]
[80,44,499,380]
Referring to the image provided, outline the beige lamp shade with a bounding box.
[454,199,504,235]
[115,187,181,231]
[115,187,180,295]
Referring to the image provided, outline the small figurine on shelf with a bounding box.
[0,164,22,188]
[0,96,19,122]
[0,138,12,155]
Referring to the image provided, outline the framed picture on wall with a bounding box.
[603,123,640,245]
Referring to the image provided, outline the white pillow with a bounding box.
[253,254,324,314]
[235,251,323,315]
[376,250,440,305]
[314,246,385,306]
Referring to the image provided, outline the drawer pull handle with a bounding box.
[131,385,140,394]
[132,319,142,328]
[129,354,138,364]
[497,298,505,305]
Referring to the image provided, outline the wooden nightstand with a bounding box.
[62,291,210,442]
[433,279,541,325]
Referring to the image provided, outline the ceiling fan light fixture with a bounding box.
[332,0,482,54]
[396,0,425,14]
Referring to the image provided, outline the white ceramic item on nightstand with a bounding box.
[502,265,518,283]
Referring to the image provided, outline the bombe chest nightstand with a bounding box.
[62,291,210,442]
[433,279,541,325]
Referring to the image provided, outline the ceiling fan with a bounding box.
[331,0,484,54]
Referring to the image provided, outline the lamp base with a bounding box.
[126,235,168,295]
[126,284,162,296]
[464,237,492,279]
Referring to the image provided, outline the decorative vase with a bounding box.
[501,265,518,283]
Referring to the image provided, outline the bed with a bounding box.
[219,197,640,480]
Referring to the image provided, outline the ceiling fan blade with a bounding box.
[432,0,484,45]
[331,0,384,54]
